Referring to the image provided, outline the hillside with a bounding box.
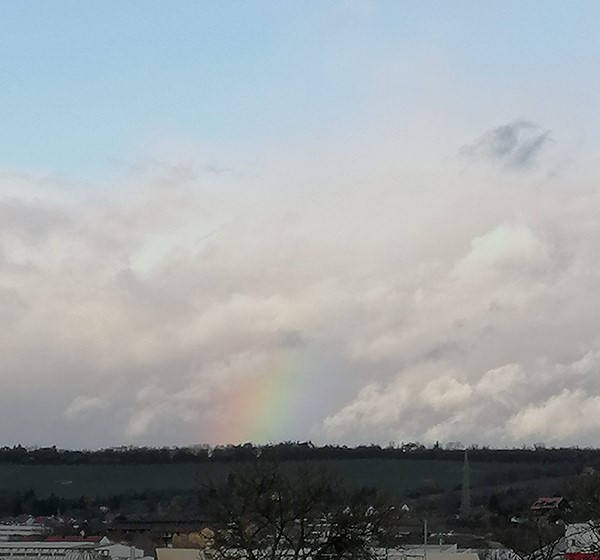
[0,457,575,499]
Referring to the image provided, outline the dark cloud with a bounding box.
[277,329,308,349]
[418,340,465,363]
[460,120,551,170]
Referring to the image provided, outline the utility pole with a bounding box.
[460,450,471,518]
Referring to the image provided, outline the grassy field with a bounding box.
[0,459,553,499]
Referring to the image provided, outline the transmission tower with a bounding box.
[460,450,470,518]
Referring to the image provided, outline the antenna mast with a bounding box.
[460,450,471,518]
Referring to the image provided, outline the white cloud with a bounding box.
[0,116,598,448]
[451,223,549,283]
[323,383,410,438]
[509,390,600,442]
[423,376,472,411]
[476,364,524,397]
[65,396,104,419]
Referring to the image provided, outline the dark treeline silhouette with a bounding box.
[2,442,600,466]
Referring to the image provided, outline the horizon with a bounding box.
[3,441,600,453]
[1,2,600,448]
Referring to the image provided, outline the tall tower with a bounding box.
[460,451,471,518]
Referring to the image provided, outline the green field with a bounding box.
[0,459,551,499]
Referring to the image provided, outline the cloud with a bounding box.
[509,390,600,442]
[0,127,598,449]
[0,197,70,242]
[322,383,410,437]
[450,223,549,284]
[460,120,551,170]
[323,345,600,446]
[424,376,472,411]
[276,329,308,349]
[320,203,600,446]
[65,396,104,419]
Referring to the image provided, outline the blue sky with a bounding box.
[1,2,600,448]
[2,2,598,177]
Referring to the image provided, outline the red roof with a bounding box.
[531,497,569,510]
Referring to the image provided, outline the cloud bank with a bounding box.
[0,123,598,449]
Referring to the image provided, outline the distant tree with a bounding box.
[204,459,399,560]
[568,472,600,520]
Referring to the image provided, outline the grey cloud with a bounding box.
[110,158,232,183]
[276,329,308,349]
[0,287,27,325]
[418,339,465,363]
[0,197,70,241]
[460,120,551,170]
[159,161,232,183]
[1,142,600,449]
[511,130,551,168]
[203,162,232,176]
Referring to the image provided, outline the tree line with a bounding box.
[2,442,600,465]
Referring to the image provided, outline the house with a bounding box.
[97,542,146,560]
[530,497,571,515]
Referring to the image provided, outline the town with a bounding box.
[0,444,598,560]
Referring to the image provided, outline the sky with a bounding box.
[1,1,600,449]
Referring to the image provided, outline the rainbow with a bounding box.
[211,347,313,444]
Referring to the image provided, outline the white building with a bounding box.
[0,539,151,560]
[0,540,109,560]
[566,522,600,555]
[0,521,50,541]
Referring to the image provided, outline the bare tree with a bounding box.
[490,516,564,560]
[204,460,398,560]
